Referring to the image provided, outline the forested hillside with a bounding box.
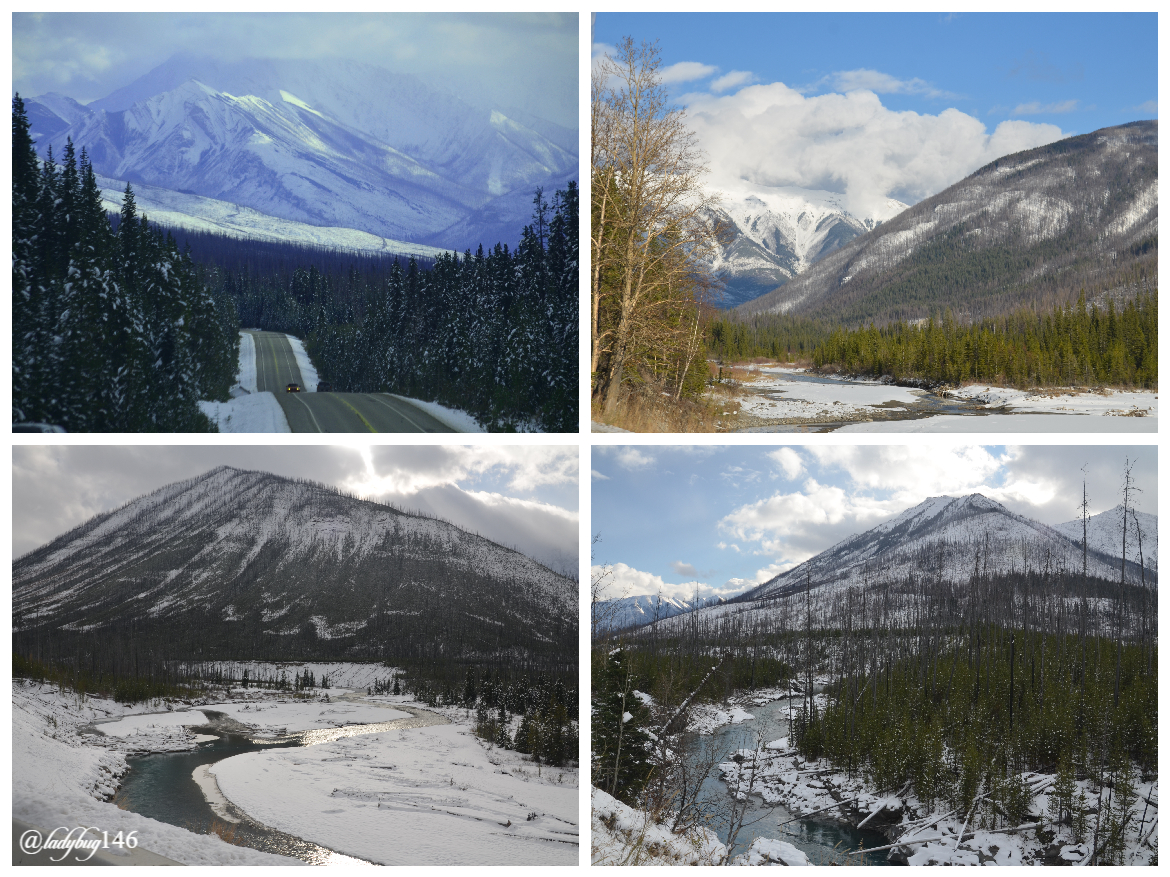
[12,95,239,430]
[736,121,1157,327]
[14,466,577,677]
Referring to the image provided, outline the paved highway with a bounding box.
[249,331,456,433]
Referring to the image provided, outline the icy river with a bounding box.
[700,697,890,865]
[113,704,447,865]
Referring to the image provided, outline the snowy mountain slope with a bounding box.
[1055,504,1158,570]
[13,467,576,662]
[735,121,1157,323]
[94,172,452,260]
[708,186,908,308]
[742,494,1154,602]
[596,593,726,632]
[28,55,578,251]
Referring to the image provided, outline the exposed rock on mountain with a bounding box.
[26,55,578,251]
[735,122,1157,324]
[13,467,576,665]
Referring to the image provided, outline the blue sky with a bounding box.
[13,445,579,576]
[592,13,1156,217]
[591,445,1156,600]
[13,13,578,128]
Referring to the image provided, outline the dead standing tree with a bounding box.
[591,37,723,414]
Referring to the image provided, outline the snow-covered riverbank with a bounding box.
[727,364,1157,432]
[12,680,295,864]
[13,669,577,866]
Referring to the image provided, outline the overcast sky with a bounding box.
[593,12,1156,218]
[13,445,579,576]
[592,445,1156,601]
[13,12,579,129]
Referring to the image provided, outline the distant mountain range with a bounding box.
[707,187,907,309]
[13,467,576,664]
[605,494,1155,632]
[25,55,578,251]
[734,122,1157,324]
[595,593,727,633]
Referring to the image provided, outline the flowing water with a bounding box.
[736,370,982,433]
[109,703,446,865]
[698,697,891,865]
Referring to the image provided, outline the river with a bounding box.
[110,701,446,865]
[699,697,891,865]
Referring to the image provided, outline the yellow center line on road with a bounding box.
[335,396,379,433]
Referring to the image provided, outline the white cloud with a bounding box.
[660,60,717,84]
[807,445,1007,502]
[670,560,698,577]
[1013,99,1079,115]
[1136,100,1157,114]
[614,447,656,470]
[719,477,894,563]
[824,68,956,99]
[591,469,610,481]
[684,82,1065,218]
[711,70,754,93]
[593,563,754,601]
[768,447,805,480]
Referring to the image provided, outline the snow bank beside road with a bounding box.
[386,394,484,432]
[286,335,319,389]
[236,330,257,392]
[199,393,290,432]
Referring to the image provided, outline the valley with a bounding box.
[592,448,1157,866]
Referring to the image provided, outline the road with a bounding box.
[249,331,456,433]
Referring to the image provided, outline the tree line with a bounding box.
[12,95,239,430]
[707,292,1157,390]
[187,185,578,431]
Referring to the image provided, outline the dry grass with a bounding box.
[592,386,741,433]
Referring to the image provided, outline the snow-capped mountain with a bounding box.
[26,55,578,251]
[743,494,1154,602]
[94,172,453,261]
[735,121,1157,323]
[708,186,907,308]
[596,593,727,633]
[13,467,576,662]
[1055,504,1158,571]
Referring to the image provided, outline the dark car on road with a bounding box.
[286,383,301,393]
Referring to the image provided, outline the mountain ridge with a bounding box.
[733,121,1157,324]
[25,55,578,251]
[14,466,576,664]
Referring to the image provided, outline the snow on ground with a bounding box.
[717,740,1158,866]
[212,707,578,865]
[689,703,757,735]
[285,335,320,389]
[97,710,209,737]
[952,384,1157,417]
[591,787,807,866]
[236,330,257,392]
[385,394,484,432]
[197,329,291,432]
[198,392,290,433]
[204,699,409,736]
[838,413,1157,433]
[734,368,923,421]
[207,661,398,692]
[12,681,295,865]
[592,786,726,865]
